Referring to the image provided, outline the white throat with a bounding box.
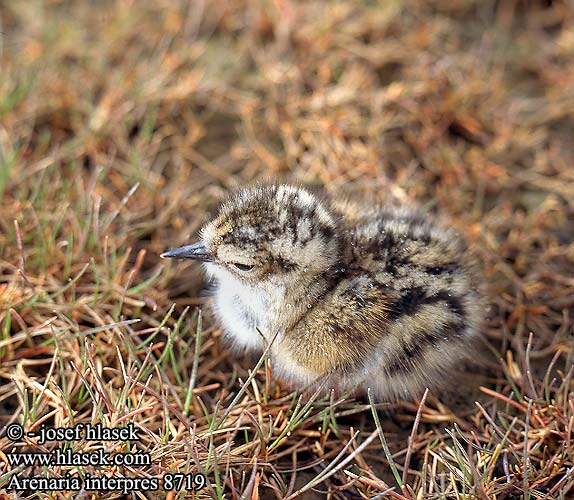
[204,263,282,351]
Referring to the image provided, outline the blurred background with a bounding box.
[2,0,572,294]
[1,1,573,498]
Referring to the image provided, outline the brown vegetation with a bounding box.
[0,1,573,498]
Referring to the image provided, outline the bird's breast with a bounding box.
[211,274,273,351]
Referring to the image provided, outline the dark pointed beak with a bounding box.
[160,242,213,261]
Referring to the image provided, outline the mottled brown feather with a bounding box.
[163,184,486,401]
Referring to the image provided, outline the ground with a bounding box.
[0,1,573,499]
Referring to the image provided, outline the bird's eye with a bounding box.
[231,262,255,272]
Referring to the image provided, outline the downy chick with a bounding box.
[161,184,485,401]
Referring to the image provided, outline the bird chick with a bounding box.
[161,184,485,401]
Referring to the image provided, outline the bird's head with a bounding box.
[161,185,340,289]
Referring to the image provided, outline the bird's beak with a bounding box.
[160,241,213,261]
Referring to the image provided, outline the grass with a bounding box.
[1,0,573,499]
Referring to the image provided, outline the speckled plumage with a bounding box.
[162,184,485,401]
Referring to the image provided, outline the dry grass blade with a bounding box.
[284,428,380,500]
